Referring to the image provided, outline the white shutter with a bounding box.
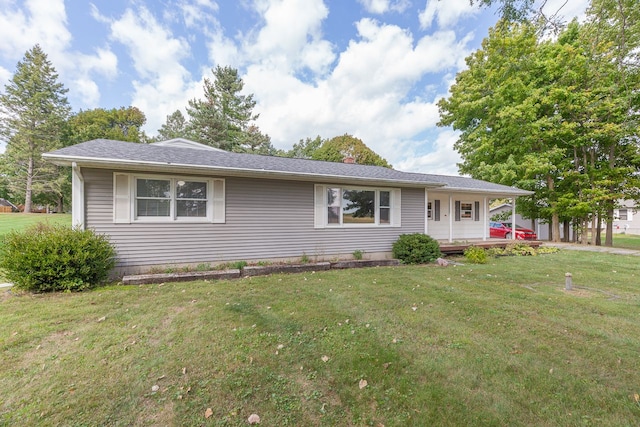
[314,184,325,228]
[113,173,131,223]
[391,189,401,227]
[212,179,225,223]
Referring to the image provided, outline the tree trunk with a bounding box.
[57,195,63,214]
[605,205,614,246]
[591,215,597,246]
[24,155,34,213]
[595,213,602,246]
[547,175,560,242]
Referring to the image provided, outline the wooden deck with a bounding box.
[439,239,542,255]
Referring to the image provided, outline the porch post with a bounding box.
[511,197,516,240]
[483,196,488,241]
[424,190,429,235]
[449,194,453,243]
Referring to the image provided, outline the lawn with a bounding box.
[2,250,640,426]
[0,213,71,237]
[613,233,640,251]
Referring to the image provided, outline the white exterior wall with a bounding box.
[426,191,489,241]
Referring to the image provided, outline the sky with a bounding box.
[0,0,589,175]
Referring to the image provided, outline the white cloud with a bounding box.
[395,129,462,175]
[0,0,117,108]
[358,0,411,14]
[243,17,475,174]
[99,5,197,132]
[242,0,334,73]
[419,0,480,30]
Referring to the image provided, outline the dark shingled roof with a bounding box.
[44,139,531,196]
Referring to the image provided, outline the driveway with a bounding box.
[543,242,640,256]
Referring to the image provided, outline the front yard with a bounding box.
[2,250,640,426]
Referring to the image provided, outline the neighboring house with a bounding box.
[0,198,19,213]
[491,200,640,240]
[43,139,531,275]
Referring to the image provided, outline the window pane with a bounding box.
[380,191,390,207]
[137,179,170,198]
[328,206,340,224]
[137,199,170,217]
[177,200,207,217]
[327,188,341,207]
[177,181,207,199]
[343,189,375,224]
[380,207,390,224]
[427,201,432,219]
[460,202,473,219]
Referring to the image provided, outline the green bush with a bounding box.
[464,246,488,264]
[392,233,442,264]
[0,224,116,292]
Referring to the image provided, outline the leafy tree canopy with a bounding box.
[311,134,392,168]
[68,106,147,144]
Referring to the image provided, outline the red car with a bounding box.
[489,221,537,240]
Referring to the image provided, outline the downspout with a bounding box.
[72,162,85,230]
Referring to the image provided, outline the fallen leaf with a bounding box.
[634,393,639,403]
[277,344,284,350]
[204,408,213,419]
[321,355,329,362]
[97,316,106,322]
[151,385,159,392]
[248,413,261,424]
[359,379,368,389]
[182,367,187,375]
[411,307,417,311]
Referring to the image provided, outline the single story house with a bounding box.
[0,198,19,213]
[43,138,531,275]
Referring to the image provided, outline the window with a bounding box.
[460,202,473,219]
[427,201,432,220]
[619,209,628,220]
[314,185,400,228]
[113,173,225,223]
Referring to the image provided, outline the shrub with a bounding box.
[0,224,116,292]
[464,246,488,264]
[352,249,364,260]
[392,233,442,264]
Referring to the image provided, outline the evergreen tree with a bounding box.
[155,109,192,141]
[0,45,71,213]
[312,134,392,167]
[186,66,258,151]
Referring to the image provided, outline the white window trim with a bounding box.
[314,184,401,228]
[113,172,225,224]
[459,201,474,221]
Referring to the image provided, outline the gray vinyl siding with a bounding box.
[83,168,424,271]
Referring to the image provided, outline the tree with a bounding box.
[238,125,279,155]
[0,45,71,213]
[186,66,258,151]
[312,134,392,167]
[438,11,640,244]
[155,109,192,141]
[284,136,324,159]
[68,107,147,144]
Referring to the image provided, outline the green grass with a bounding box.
[2,250,640,426]
[0,213,71,237]
[613,233,640,250]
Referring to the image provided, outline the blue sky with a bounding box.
[0,0,588,174]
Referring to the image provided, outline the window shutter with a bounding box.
[212,179,225,223]
[391,189,401,227]
[474,201,480,221]
[113,173,131,223]
[434,199,440,221]
[314,184,325,228]
[455,201,461,221]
